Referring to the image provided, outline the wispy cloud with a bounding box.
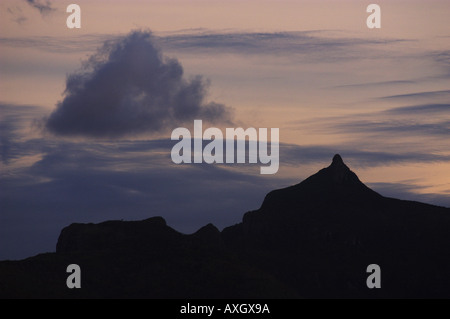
[159,30,409,62]
[381,90,450,101]
[368,182,450,208]
[292,99,450,143]
[0,103,46,165]
[429,50,450,76]
[0,30,409,62]
[330,80,416,89]
[0,34,114,54]
[24,0,55,16]
[6,6,27,25]
[383,103,450,115]
[331,120,450,138]
[279,144,450,168]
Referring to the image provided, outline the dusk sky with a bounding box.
[1,0,450,260]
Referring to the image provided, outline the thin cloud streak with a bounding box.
[330,80,416,89]
[280,144,450,168]
[291,100,450,141]
[0,34,115,54]
[331,121,450,138]
[383,104,450,115]
[0,30,409,62]
[381,90,450,100]
[159,31,408,55]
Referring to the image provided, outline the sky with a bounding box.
[1,0,449,260]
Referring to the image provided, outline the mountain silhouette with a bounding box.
[1,155,450,298]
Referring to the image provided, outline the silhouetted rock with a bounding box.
[223,154,450,298]
[56,217,179,253]
[1,218,295,298]
[1,154,449,298]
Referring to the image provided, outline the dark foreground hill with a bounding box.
[1,155,449,298]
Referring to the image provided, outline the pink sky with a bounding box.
[1,0,449,187]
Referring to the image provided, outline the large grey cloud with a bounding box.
[45,30,234,138]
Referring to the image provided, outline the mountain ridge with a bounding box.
[1,154,449,298]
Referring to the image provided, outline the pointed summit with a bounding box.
[329,154,350,172]
[258,154,382,211]
[307,154,372,189]
[325,154,355,184]
[304,153,360,187]
[332,154,344,165]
